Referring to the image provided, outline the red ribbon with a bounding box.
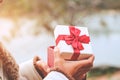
[56,26,90,60]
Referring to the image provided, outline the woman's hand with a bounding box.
[53,47,94,80]
[34,47,94,80]
[33,56,50,78]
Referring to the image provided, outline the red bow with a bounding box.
[56,26,90,60]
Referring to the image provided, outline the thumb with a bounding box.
[54,47,61,58]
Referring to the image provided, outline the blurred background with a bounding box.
[0,0,120,80]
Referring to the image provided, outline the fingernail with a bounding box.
[36,61,41,65]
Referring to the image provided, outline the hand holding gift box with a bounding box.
[48,25,93,67]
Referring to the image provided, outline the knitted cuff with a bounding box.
[50,67,75,80]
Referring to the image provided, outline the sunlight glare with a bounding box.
[0,18,14,40]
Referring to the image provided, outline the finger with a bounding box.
[77,54,92,60]
[54,47,61,58]
[78,74,87,80]
[74,74,86,80]
[72,54,94,68]
[77,68,91,75]
[33,56,41,63]
[53,47,65,67]
[36,60,50,76]
[81,74,87,80]
[73,67,91,77]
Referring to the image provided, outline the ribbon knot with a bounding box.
[56,26,90,60]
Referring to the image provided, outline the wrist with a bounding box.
[50,67,75,80]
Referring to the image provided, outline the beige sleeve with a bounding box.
[19,59,43,80]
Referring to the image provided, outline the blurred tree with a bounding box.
[0,0,120,36]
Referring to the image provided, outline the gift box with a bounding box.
[48,25,93,67]
[47,46,54,67]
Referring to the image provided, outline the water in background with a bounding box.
[0,12,120,67]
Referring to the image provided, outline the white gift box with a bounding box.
[48,25,93,67]
[54,25,93,57]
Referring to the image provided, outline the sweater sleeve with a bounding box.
[19,59,42,80]
[43,71,69,80]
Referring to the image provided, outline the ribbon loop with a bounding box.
[56,26,90,60]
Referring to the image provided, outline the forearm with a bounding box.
[19,59,42,80]
[0,43,19,80]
